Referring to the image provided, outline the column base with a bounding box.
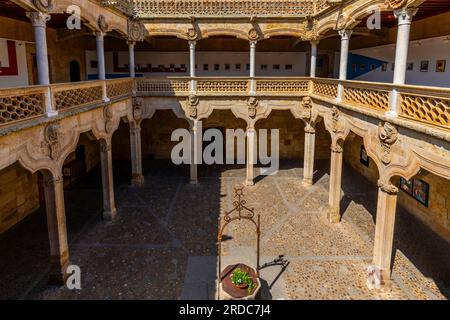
[245,179,254,186]
[46,110,58,117]
[103,208,117,221]
[302,178,313,187]
[131,174,145,188]
[366,265,391,290]
[48,254,70,286]
[385,110,398,118]
[327,207,341,223]
[190,179,198,185]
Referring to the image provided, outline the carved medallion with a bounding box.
[128,19,145,42]
[187,94,199,119]
[300,18,319,41]
[43,123,61,160]
[378,122,398,165]
[247,97,258,118]
[187,28,198,41]
[248,28,259,41]
[98,15,109,33]
[33,0,52,13]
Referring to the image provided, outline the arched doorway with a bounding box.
[69,60,81,82]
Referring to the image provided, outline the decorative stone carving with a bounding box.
[335,13,356,31]
[300,18,319,41]
[100,140,112,153]
[331,106,340,133]
[331,144,343,153]
[366,265,382,290]
[377,180,399,194]
[104,105,114,134]
[248,28,259,41]
[385,0,408,9]
[97,15,109,33]
[304,123,315,134]
[300,96,312,120]
[187,94,199,119]
[43,123,61,160]
[33,0,53,13]
[378,122,398,165]
[187,27,199,41]
[132,97,144,121]
[127,19,145,42]
[247,97,258,118]
[27,11,51,27]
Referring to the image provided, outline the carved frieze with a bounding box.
[378,122,398,165]
[377,180,399,194]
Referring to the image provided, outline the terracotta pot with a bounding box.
[234,283,248,289]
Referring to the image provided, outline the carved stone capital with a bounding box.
[335,13,356,32]
[378,121,398,165]
[394,7,418,25]
[338,29,353,40]
[377,180,399,195]
[100,140,112,153]
[305,123,315,134]
[331,144,343,154]
[97,15,109,33]
[33,0,53,13]
[27,11,51,27]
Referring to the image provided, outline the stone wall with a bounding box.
[343,134,450,241]
[0,163,40,234]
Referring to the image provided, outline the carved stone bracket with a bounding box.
[33,0,53,13]
[100,139,112,153]
[42,123,62,160]
[248,28,260,41]
[127,19,146,42]
[385,0,408,10]
[377,180,399,195]
[104,105,114,134]
[187,94,199,119]
[247,97,258,118]
[98,15,109,33]
[132,97,144,121]
[187,27,199,41]
[378,122,398,165]
[331,106,341,133]
[300,96,312,120]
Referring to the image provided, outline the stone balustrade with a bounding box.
[0,77,449,133]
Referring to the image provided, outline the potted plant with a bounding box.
[230,268,256,293]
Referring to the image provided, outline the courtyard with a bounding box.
[0,160,448,300]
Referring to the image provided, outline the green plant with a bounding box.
[230,268,256,293]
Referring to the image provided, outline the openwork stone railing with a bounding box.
[0,77,449,133]
[0,86,46,125]
[132,0,331,18]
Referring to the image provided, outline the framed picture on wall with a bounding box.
[360,145,369,167]
[420,60,429,72]
[412,179,429,207]
[399,177,413,195]
[436,60,446,72]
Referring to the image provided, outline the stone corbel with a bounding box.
[385,0,408,10]
[378,121,398,165]
[127,19,146,42]
[104,105,114,134]
[187,94,199,119]
[33,0,53,13]
[132,97,144,122]
[97,15,109,33]
[377,180,399,195]
[247,97,258,118]
[42,123,62,160]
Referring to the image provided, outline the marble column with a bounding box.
[130,121,144,187]
[337,30,352,100]
[128,40,136,78]
[43,172,70,285]
[96,32,106,81]
[189,40,196,92]
[310,40,319,78]
[27,12,51,85]
[249,40,257,94]
[372,181,399,283]
[246,127,256,186]
[100,139,117,221]
[389,7,417,116]
[302,124,316,187]
[190,120,201,184]
[328,142,343,223]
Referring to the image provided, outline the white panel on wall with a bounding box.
[351,35,450,88]
[0,39,29,88]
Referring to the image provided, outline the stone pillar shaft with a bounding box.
[246,127,256,186]
[249,41,257,93]
[189,41,196,92]
[96,32,106,81]
[328,144,343,223]
[28,12,51,86]
[128,41,136,78]
[310,41,319,78]
[190,120,201,184]
[373,182,398,282]
[337,30,352,100]
[44,173,70,285]
[100,139,117,220]
[130,122,144,187]
[302,125,316,187]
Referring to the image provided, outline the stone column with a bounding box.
[96,32,106,81]
[130,121,144,187]
[337,30,352,100]
[372,181,399,282]
[302,124,316,187]
[249,40,257,94]
[43,172,70,285]
[189,40,196,92]
[100,139,117,221]
[389,7,417,116]
[310,40,319,78]
[328,143,343,223]
[246,126,256,186]
[128,40,136,78]
[27,12,51,85]
[190,120,201,184]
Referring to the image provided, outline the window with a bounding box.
[225,64,230,70]
[273,64,280,70]
[214,64,220,71]
[261,64,268,70]
[203,64,209,71]
[285,64,293,70]
[370,64,377,71]
[246,64,250,71]
[235,64,241,70]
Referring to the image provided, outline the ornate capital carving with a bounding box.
[378,122,398,165]
[33,0,53,13]
[187,94,199,119]
[386,0,408,10]
[104,105,114,134]
[187,27,199,41]
[338,29,353,40]
[377,180,399,195]
[27,11,51,27]
[43,123,61,160]
[44,175,62,187]
[331,144,343,154]
[97,15,109,33]
[247,97,258,118]
[248,28,259,41]
[127,19,145,42]
[305,123,315,134]
[394,7,418,25]
[100,140,112,153]
[132,97,144,121]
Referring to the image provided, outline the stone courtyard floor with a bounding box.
[0,160,449,300]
